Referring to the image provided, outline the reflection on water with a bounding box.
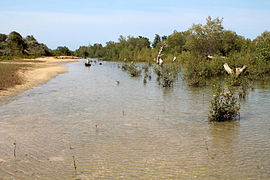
[0,61,270,179]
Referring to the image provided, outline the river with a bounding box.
[0,61,269,179]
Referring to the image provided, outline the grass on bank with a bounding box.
[0,63,31,90]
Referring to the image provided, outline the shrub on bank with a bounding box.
[0,63,31,90]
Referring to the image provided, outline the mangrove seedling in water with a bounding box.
[142,64,151,84]
[208,85,240,121]
[154,64,180,87]
[13,141,16,158]
[121,63,141,77]
[72,155,77,171]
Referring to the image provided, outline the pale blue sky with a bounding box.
[1,0,269,50]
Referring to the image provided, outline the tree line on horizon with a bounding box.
[1,16,269,64]
[75,16,270,63]
[74,16,270,82]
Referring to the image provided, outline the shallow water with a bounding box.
[0,61,269,179]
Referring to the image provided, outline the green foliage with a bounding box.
[208,85,240,121]
[24,35,50,56]
[152,34,161,48]
[75,35,152,61]
[154,64,180,87]
[0,34,7,42]
[184,17,248,57]
[226,51,270,79]
[185,16,224,56]
[121,63,142,77]
[221,30,246,56]
[183,61,207,86]
[0,32,51,57]
[73,16,270,85]
[181,52,226,86]
[254,31,270,61]
[6,31,27,56]
[76,43,105,58]
[165,30,189,54]
[51,46,72,56]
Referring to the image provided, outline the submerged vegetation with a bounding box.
[208,85,240,121]
[121,63,141,77]
[154,64,180,87]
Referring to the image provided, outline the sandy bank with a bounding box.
[0,56,80,98]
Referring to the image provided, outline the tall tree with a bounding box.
[165,30,189,54]
[185,16,224,56]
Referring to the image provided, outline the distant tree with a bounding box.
[253,31,270,61]
[52,46,72,56]
[75,46,89,58]
[126,36,150,50]
[6,31,27,56]
[161,35,167,41]
[221,30,246,56]
[165,30,189,54]
[25,35,37,42]
[0,33,8,55]
[24,35,50,56]
[152,34,161,48]
[0,33,7,42]
[185,16,224,56]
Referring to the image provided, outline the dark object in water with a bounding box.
[85,59,91,66]
[99,62,102,65]
[85,62,91,66]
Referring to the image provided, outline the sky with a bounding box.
[1,0,270,50]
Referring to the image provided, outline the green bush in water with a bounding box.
[208,85,240,121]
[154,64,180,87]
[121,63,141,77]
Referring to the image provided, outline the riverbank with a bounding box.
[0,56,80,98]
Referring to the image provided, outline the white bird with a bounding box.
[223,63,247,77]
[172,56,176,62]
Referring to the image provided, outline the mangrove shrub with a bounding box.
[208,85,240,121]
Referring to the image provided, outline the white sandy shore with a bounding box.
[0,56,80,98]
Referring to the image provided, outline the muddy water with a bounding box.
[0,61,269,179]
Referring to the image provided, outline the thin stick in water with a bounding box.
[72,155,77,171]
[204,138,210,158]
[13,141,16,158]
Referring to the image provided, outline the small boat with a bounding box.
[85,60,91,66]
[85,62,91,66]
